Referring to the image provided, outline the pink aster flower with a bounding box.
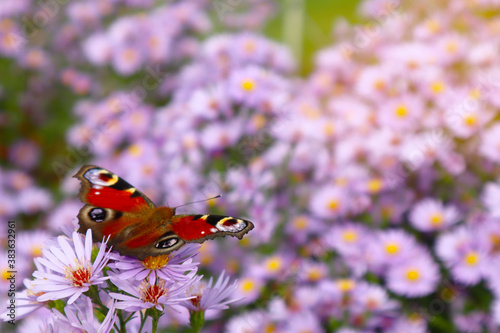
[409,198,460,232]
[108,244,199,285]
[180,271,240,312]
[32,230,112,304]
[110,275,200,312]
[386,251,440,297]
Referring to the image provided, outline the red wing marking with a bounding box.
[87,187,148,212]
[171,216,217,241]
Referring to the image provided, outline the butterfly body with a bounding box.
[74,165,254,260]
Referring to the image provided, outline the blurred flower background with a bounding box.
[2,0,500,331]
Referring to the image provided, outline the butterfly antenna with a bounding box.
[174,195,222,209]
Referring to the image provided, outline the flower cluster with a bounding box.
[2,229,239,332]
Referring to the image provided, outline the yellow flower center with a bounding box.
[243,40,256,53]
[264,324,276,333]
[343,231,358,243]
[445,40,458,53]
[128,144,142,156]
[406,269,420,281]
[374,79,386,91]
[293,216,308,230]
[426,19,441,34]
[469,88,481,100]
[431,81,445,94]
[381,206,394,219]
[463,114,477,127]
[2,269,11,280]
[395,104,408,118]
[464,251,479,266]
[225,258,239,274]
[337,279,355,292]
[266,257,282,272]
[123,48,137,62]
[31,246,43,257]
[367,178,383,193]
[241,79,256,91]
[307,268,323,281]
[385,243,399,255]
[251,114,266,129]
[241,278,255,292]
[141,254,170,270]
[323,123,335,137]
[429,212,444,226]
[327,199,339,211]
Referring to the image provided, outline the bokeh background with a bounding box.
[2,0,500,331]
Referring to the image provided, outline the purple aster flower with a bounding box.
[283,310,323,333]
[409,198,460,232]
[32,230,112,304]
[351,282,399,314]
[17,187,53,214]
[46,199,81,233]
[18,230,52,259]
[8,139,40,169]
[386,251,440,297]
[386,315,427,333]
[108,244,199,285]
[110,275,200,312]
[367,229,420,272]
[1,276,48,321]
[180,271,240,312]
[493,298,500,325]
[482,181,500,218]
[436,225,489,285]
[52,296,117,333]
[310,186,350,219]
[225,310,272,333]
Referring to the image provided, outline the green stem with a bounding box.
[145,307,163,333]
[138,311,146,333]
[189,310,206,333]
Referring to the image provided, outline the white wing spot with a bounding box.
[216,218,246,232]
[210,228,218,233]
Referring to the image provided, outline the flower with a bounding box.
[110,275,200,311]
[181,271,240,312]
[436,225,489,285]
[108,244,199,285]
[386,252,440,297]
[52,296,117,333]
[409,198,460,231]
[32,230,111,304]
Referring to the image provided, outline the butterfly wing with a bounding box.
[170,214,254,243]
[74,165,182,259]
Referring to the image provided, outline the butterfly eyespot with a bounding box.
[89,208,106,222]
[156,238,178,249]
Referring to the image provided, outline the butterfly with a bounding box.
[74,165,254,260]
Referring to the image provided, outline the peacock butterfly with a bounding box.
[73,165,254,260]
